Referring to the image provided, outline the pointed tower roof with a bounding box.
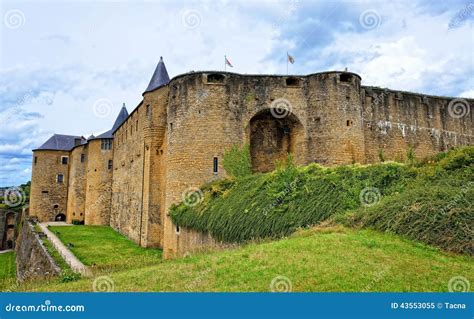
[94,104,129,139]
[112,103,129,131]
[144,56,170,94]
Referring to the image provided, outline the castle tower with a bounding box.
[83,105,128,225]
[30,135,85,222]
[110,57,169,247]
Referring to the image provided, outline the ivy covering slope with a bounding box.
[170,147,473,255]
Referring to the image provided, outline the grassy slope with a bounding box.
[19,226,473,292]
[0,251,16,290]
[48,226,162,272]
[0,252,15,279]
[170,147,473,255]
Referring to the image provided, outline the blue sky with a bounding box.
[0,0,473,186]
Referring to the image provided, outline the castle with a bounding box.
[29,57,473,258]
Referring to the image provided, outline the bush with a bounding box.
[170,146,473,255]
[170,161,411,243]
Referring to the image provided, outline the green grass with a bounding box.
[170,147,473,255]
[0,252,15,279]
[17,226,473,292]
[0,251,16,291]
[48,225,162,272]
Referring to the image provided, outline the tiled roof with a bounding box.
[34,134,84,151]
[144,56,170,94]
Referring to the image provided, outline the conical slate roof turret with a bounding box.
[144,56,170,94]
[112,103,129,131]
[95,104,129,138]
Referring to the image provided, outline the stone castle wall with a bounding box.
[30,150,70,222]
[84,139,113,225]
[15,220,60,282]
[66,145,87,223]
[361,87,473,162]
[110,104,146,244]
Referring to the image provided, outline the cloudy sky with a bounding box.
[0,0,473,186]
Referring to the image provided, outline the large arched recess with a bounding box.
[248,109,305,173]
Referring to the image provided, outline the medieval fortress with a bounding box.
[29,57,473,258]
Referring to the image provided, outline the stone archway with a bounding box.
[249,109,304,173]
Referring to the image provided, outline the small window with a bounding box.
[339,73,352,83]
[346,120,353,127]
[53,204,59,209]
[175,225,180,235]
[136,120,138,132]
[61,156,69,165]
[80,154,85,163]
[285,77,300,86]
[170,123,173,130]
[34,156,37,165]
[57,174,64,183]
[206,73,225,84]
[108,160,113,170]
[101,139,112,150]
[146,105,151,117]
[41,190,49,194]
[213,157,218,174]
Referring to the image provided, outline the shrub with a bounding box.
[170,146,473,255]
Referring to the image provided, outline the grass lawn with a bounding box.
[19,226,473,292]
[0,251,16,290]
[48,225,162,272]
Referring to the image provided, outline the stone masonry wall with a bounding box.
[15,220,60,282]
[30,150,70,222]
[84,139,113,225]
[361,87,473,162]
[66,145,87,223]
[110,104,146,244]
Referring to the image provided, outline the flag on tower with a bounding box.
[287,52,295,64]
[225,55,233,68]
